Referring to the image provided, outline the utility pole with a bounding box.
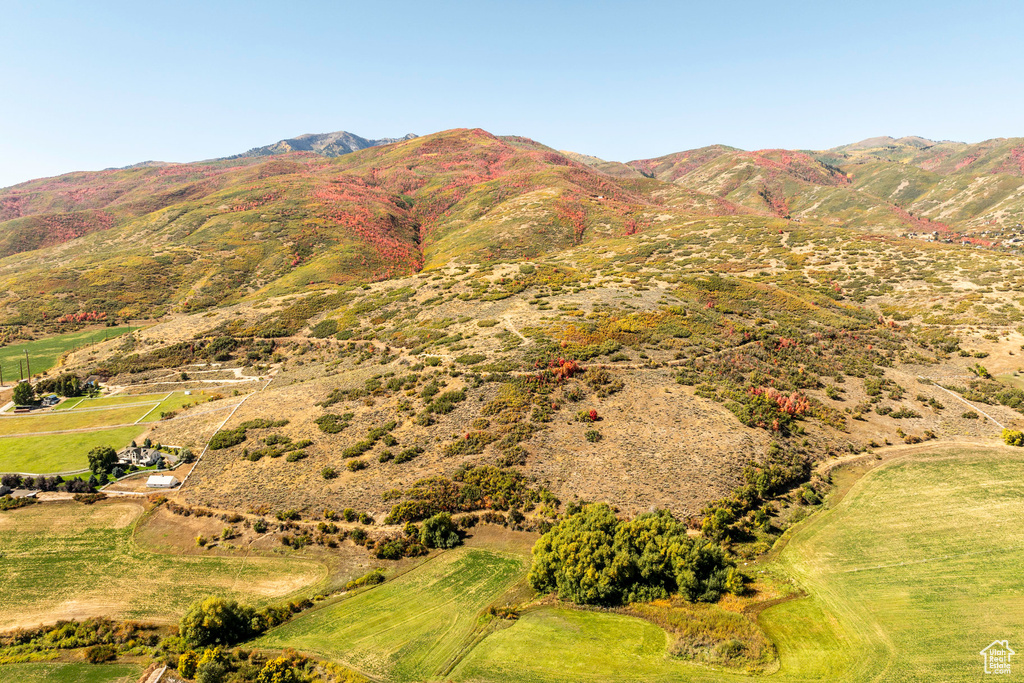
[1,364,4,387]
[24,350,30,379]
[18,359,23,381]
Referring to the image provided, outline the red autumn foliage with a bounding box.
[554,195,588,243]
[748,386,811,417]
[57,310,107,324]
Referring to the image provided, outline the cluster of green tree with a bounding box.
[33,372,89,398]
[178,596,315,649]
[2,472,96,495]
[528,504,742,605]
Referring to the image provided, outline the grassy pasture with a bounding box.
[0,405,153,436]
[451,446,1024,682]
[0,391,200,473]
[0,661,143,682]
[0,501,325,630]
[451,608,682,682]
[53,394,162,411]
[0,327,130,379]
[255,548,526,682]
[772,447,1024,682]
[0,425,147,473]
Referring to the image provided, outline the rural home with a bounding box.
[146,475,178,489]
[118,446,161,467]
[41,394,59,407]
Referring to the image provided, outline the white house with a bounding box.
[146,475,179,489]
[118,446,161,467]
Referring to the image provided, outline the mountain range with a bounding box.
[0,128,1022,331]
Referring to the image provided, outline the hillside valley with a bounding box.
[4,128,1024,683]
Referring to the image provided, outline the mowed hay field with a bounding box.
[0,662,144,683]
[0,392,202,473]
[0,425,146,474]
[255,548,527,682]
[0,405,153,435]
[0,501,326,630]
[0,327,130,378]
[451,445,1024,683]
[771,445,1024,682]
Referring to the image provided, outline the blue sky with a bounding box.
[2,0,1022,187]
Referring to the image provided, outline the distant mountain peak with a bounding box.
[226,130,418,159]
[836,135,948,151]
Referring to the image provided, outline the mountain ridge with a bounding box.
[224,130,419,160]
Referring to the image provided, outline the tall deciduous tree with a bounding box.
[179,597,255,647]
[87,446,118,477]
[419,511,461,549]
[12,381,33,406]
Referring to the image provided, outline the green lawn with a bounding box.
[451,608,684,683]
[451,445,1024,682]
[0,501,325,631]
[0,391,206,473]
[55,392,210,420]
[0,327,130,379]
[54,394,163,411]
[255,548,526,682]
[0,425,146,473]
[0,405,153,436]
[0,661,143,683]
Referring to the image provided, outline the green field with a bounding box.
[55,391,203,416]
[0,501,325,631]
[0,425,147,473]
[0,391,205,473]
[0,661,143,683]
[0,405,153,436]
[53,394,162,411]
[447,446,1024,682]
[771,447,1024,681]
[451,608,681,682]
[0,328,130,380]
[256,548,526,682]
[5,446,1020,682]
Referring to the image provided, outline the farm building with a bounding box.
[146,475,178,488]
[118,446,161,467]
[41,394,60,407]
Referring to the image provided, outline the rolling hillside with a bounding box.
[613,137,1024,236]
[0,129,742,330]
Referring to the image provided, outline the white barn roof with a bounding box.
[146,475,179,488]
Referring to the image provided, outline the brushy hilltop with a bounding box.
[6,128,1024,527]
